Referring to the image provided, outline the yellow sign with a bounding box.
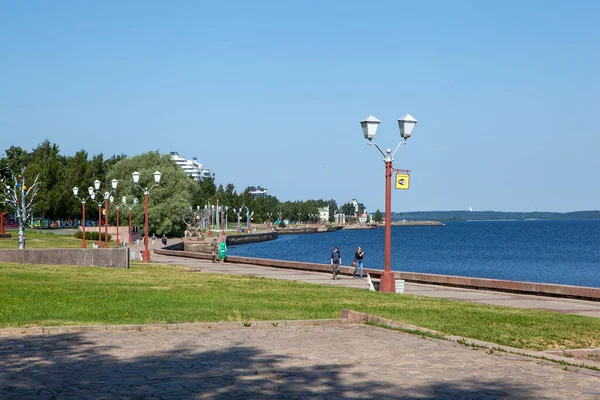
[395,173,410,190]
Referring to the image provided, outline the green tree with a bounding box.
[27,140,67,219]
[340,202,356,222]
[373,209,383,223]
[107,151,194,235]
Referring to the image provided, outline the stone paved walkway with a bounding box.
[2,323,600,399]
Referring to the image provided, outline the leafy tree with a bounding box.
[107,151,194,235]
[340,202,356,222]
[373,209,383,223]
[27,140,66,219]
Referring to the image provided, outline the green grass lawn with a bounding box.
[0,228,84,249]
[1,261,599,351]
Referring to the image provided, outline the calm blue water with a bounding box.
[228,220,600,288]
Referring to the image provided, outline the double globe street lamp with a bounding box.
[132,170,161,262]
[90,179,118,248]
[122,196,139,244]
[72,186,94,248]
[360,114,417,293]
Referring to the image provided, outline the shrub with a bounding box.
[73,231,112,242]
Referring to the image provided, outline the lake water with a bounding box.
[227,220,600,288]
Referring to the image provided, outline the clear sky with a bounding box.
[1,1,599,213]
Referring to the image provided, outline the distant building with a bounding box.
[334,212,346,224]
[170,152,214,181]
[246,186,268,197]
[318,207,330,222]
[358,212,369,223]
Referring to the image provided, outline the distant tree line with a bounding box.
[0,141,370,234]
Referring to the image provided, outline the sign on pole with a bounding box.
[395,173,410,190]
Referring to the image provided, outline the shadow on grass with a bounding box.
[0,332,541,399]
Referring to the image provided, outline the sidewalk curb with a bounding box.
[0,318,349,336]
[341,309,600,372]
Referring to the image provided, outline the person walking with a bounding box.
[219,238,227,264]
[151,233,156,246]
[161,234,167,246]
[352,246,365,279]
[330,246,342,279]
[211,238,218,263]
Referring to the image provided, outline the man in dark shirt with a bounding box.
[330,246,342,280]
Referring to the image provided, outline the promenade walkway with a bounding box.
[2,241,599,398]
[145,240,600,319]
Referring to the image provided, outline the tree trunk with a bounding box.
[17,209,25,249]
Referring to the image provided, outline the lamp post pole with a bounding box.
[72,186,94,248]
[123,197,138,244]
[237,208,242,232]
[132,171,162,262]
[360,114,417,293]
[109,195,121,244]
[103,179,118,248]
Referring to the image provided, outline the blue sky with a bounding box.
[1,1,599,212]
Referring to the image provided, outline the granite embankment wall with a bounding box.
[0,248,130,268]
[181,232,278,254]
[153,248,600,301]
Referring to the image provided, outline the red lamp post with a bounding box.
[109,195,122,245]
[132,170,162,262]
[123,196,139,244]
[360,114,417,293]
[103,179,118,248]
[72,186,94,248]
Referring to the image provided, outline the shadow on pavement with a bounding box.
[0,332,540,399]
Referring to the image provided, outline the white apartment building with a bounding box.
[246,186,268,197]
[318,207,330,222]
[170,152,214,181]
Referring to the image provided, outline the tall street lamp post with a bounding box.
[109,195,121,245]
[360,114,417,293]
[72,186,94,248]
[243,205,253,232]
[103,179,118,248]
[90,187,103,248]
[123,196,139,244]
[236,207,242,232]
[132,171,162,262]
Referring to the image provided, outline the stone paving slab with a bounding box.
[1,324,599,399]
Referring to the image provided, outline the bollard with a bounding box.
[395,279,405,294]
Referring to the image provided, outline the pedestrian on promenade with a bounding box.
[161,234,167,246]
[219,238,227,264]
[152,233,156,246]
[211,238,218,263]
[352,246,365,279]
[330,246,342,279]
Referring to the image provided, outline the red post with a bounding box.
[379,160,396,293]
[97,204,102,248]
[128,210,133,244]
[116,207,120,244]
[81,202,87,248]
[221,211,225,235]
[104,199,109,248]
[142,192,151,262]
